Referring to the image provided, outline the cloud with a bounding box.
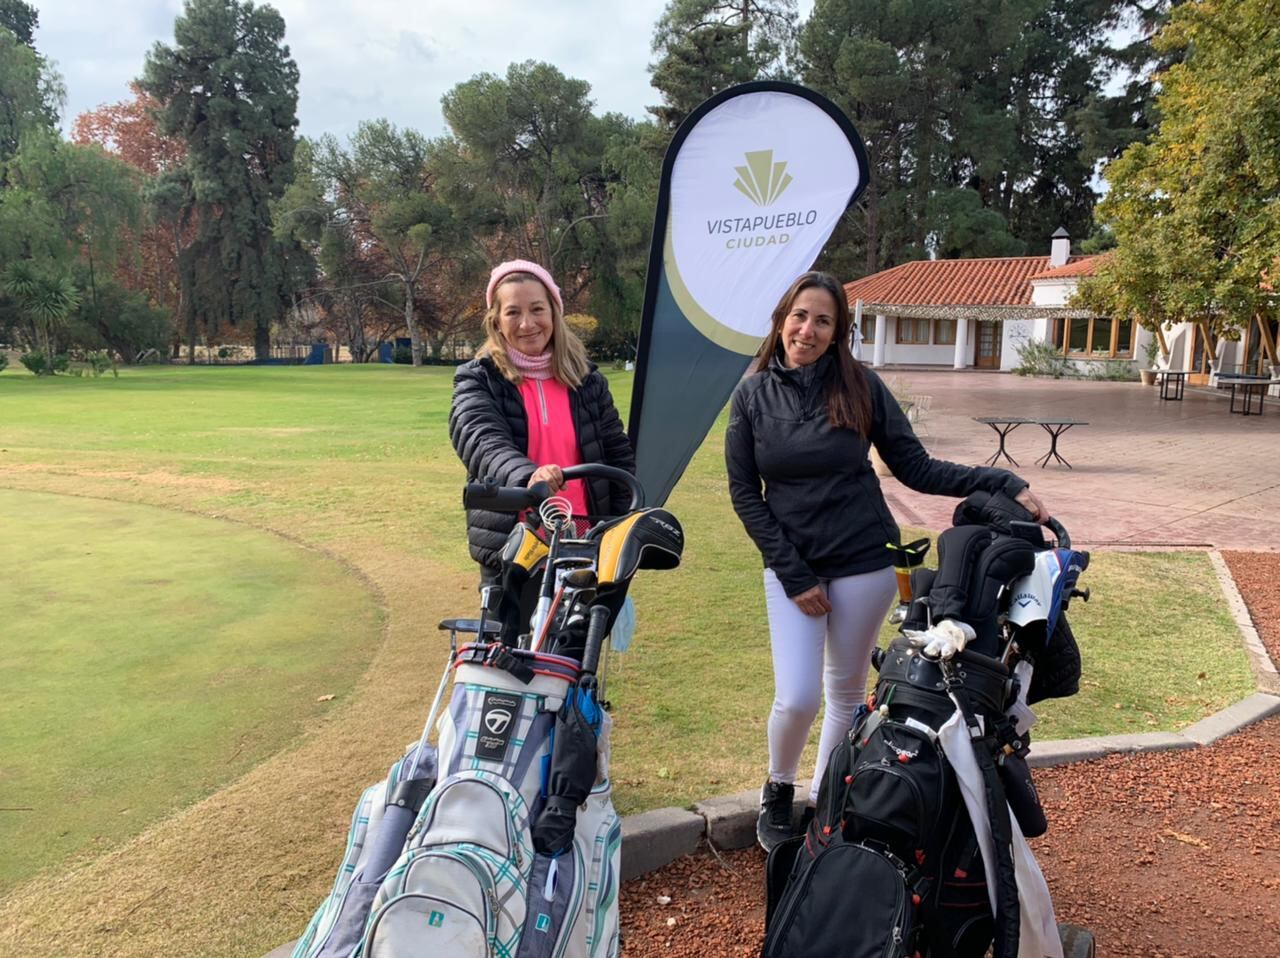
[39,0,816,140]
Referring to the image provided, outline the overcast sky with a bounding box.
[35,0,816,142]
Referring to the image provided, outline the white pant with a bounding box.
[764,566,897,803]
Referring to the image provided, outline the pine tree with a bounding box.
[140,0,301,360]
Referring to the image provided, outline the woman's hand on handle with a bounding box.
[528,464,565,492]
[792,585,832,617]
[1015,486,1049,523]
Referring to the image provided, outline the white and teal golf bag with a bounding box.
[292,644,621,958]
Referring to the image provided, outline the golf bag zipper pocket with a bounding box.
[846,721,948,851]
[762,840,913,958]
[409,771,531,868]
[517,848,582,958]
[366,847,509,957]
[364,887,492,956]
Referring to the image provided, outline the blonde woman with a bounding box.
[449,260,635,582]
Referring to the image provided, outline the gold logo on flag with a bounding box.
[733,150,793,207]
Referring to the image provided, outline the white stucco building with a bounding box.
[844,228,1279,387]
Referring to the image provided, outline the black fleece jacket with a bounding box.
[725,353,1028,597]
[449,357,636,570]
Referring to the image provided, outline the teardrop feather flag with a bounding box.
[628,82,870,505]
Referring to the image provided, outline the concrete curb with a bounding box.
[1209,550,1280,694]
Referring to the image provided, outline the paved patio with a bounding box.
[876,371,1280,550]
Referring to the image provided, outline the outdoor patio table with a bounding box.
[1153,369,1188,401]
[972,416,1032,467]
[1217,374,1275,416]
[1033,419,1088,469]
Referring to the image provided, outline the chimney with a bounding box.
[1049,226,1070,267]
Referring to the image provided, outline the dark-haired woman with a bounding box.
[724,271,1048,852]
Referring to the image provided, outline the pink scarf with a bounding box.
[507,346,554,381]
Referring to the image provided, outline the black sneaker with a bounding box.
[757,780,795,852]
[797,803,816,836]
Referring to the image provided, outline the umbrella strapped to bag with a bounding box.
[532,603,611,856]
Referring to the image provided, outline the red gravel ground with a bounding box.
[619,551,1280,958]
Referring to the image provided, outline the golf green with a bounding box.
[0,488,382,892]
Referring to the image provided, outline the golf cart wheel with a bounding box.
[1058,922,1096,958]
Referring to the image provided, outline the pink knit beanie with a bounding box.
[485,260,563,313]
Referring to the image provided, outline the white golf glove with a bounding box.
[904,619,976,660]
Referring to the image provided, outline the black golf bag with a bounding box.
[763,492,1089,958]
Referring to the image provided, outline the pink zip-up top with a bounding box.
[516,371,589,519]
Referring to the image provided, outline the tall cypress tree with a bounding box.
[140,0,300,360]
[0,1,61,165]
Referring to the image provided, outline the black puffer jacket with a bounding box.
[449,357,636,571]
[725,352,1029,597]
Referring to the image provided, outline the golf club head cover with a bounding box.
[952,489,1039,537]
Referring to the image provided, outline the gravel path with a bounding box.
[619,551,1280,958]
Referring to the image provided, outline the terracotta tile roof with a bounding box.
[1028,255,1105,281]
[843,255,1094,308]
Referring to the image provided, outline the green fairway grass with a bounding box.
[0,488,382,894]
[0,364,1257,956]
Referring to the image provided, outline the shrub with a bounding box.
[20,351,69,375]
[0,351,8,372]
[66,351,118,378]
[1012,340,1070,378]
[1012,340,1060,377]
[391,346,413,364]
[1143,337,1161,368]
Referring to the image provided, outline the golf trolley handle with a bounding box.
[1045,516,1070,549]
[462,478,553,512]
[462,464,645,514]
[561,463,645,511]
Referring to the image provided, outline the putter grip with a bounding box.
[580,605,611,676]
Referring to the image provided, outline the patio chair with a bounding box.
[907,393,933,435]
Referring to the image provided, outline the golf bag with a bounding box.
[763,492,1089,958]
[293,465,683,958]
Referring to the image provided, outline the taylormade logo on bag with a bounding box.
[484,709,512,735]
[477,691,521,760]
